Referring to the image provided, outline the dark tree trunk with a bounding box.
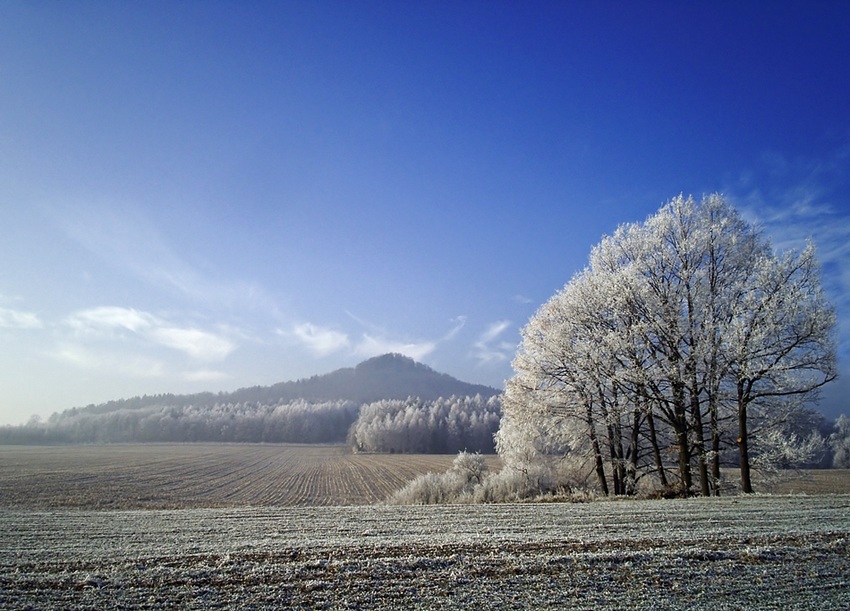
[689,385,710,497]
[646,410,669,488]
[586,403,609,496]
[626,409,641,496]
[673,382,692,494]
[710,390,721,496]
[590,425,609,496]
[607,422,622,495]
[737,380,754,493]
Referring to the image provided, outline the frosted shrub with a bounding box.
[388,472,463,505]
[387,450,595,505]
[472,466,548,503]
[387,451,489,505]
[450,451,488,486]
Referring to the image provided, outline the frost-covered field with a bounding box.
[2,495,848,609]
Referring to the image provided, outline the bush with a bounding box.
[387,451,488,504]
[387,450,595,505]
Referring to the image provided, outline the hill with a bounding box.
[257,353,500,404]
[74,353,500,415]
[0,355,502,449]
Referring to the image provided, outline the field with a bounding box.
[1,444,849,609]
[0,443,502,509]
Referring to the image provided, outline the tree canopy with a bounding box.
[499,194,836,496]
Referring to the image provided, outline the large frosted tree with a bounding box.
[501,195,836,496]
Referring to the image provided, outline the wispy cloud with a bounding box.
[443,316,467,340]
[343,311,467,362]
[52,342,166,378]
[183,369,230,382]
[291,322,350,356]
[68,306,155,335]
[52,203,275,313]
[150,327,235,361]
[729,143,850,359]
[288,317,441,361]
[66,306,236,362]
[354,334,436,361]
[0,307,42,330]
[472,320,515,364]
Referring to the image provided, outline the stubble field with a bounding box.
[1,444,848,609]
[0,443,502,509]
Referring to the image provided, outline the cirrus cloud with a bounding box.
[65,306,236,362]
[354,333,436,361]
[291,322,350,357]
[150,327,235,361]
[0,307,42,330]
[472,320,515,364]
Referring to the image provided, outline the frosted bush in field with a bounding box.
[387,449,595,504]
[472,464,550,503]
[388,472,461,505]
[388,451,489,504]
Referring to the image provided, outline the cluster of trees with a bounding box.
[349,395,502,454]
[499,195,837,497]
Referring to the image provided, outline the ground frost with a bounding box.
[1,496,848,609]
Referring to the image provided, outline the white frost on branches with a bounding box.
[498,194,836,497]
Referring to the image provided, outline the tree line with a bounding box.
[0,394,501,453]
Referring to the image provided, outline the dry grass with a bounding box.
[768,468,850,494]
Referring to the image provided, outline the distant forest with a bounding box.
[0,354,503,453]
[1,395,501,453]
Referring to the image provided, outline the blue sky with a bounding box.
[1,1,849,424]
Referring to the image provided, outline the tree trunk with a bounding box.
[689,386,710,497]
[675,423,692,494]
[607,422,622,495]
[710,389,721,496]
[673,382,692,494]
[646,410,669,488]
[737,379,754,494]
[589,425,609,496]
[586,404,609,496]
[626,409,641,496]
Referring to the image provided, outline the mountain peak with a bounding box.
[355,353,432,373]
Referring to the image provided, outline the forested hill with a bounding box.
[0,354,503,450]
[74,353,500,415]
[246,353,500,405]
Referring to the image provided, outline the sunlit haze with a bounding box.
[1,2,849,424]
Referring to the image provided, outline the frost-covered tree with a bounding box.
[830,415,850,468]
[500,194,836,496]
[724,242,836,491]
[349,395,501,454]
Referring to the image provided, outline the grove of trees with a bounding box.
[498,195,836,497]
[348,395,501,454]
